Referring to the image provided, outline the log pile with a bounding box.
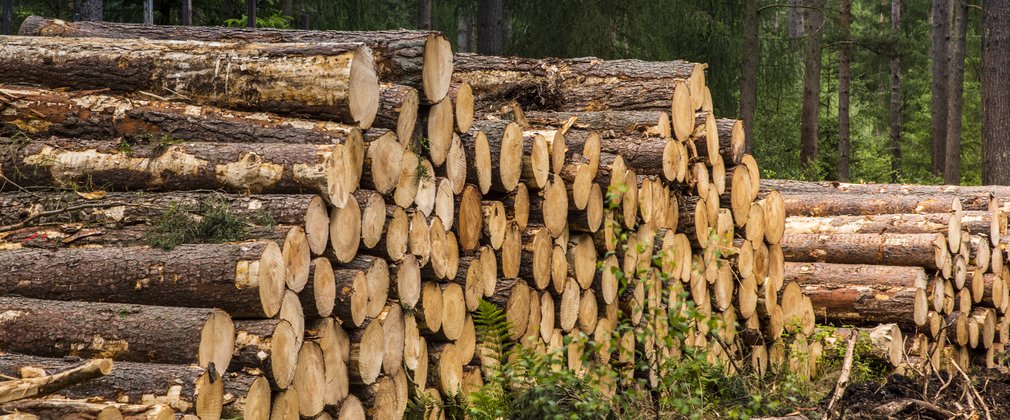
[0,16,824,419]
[763,179,1010,374]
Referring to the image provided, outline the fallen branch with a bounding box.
[950,359,992,420]
[0,359,112,403]
[822,331,858,420]
[0,202,130,234]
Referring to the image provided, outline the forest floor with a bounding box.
[824,369,1010,419]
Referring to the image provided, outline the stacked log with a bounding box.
[764,178,1010,374]
[0,16,827,419]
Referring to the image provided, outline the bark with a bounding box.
[376,84,419,143]
[932,0,952,176]
[838,0,852,180]
[982,0,1010,185]
[786,262,925,326]
[0,297,233,370]
[785,211,995,237]
[944,0,967,184]
[453,53,704,113]
[1,400,175,419]
[74,0,103,21]
[762,178,1010,198]
[0,35,378,127]
[17,16,451,101]
[781,233,944,268]
[476,0,504,55]
[0,242,286,318]
[799,0,825,165]
[523,110,670,138]
[0,85,363,145]
[0,354,217,412]
[182,0,192,26]
[231,320,300,390]
[776,192,991,216]
[0,137,336,198]
[889,0,903,183]
[1,0,11,35]
[247,0,256,27]
[740,0,758,154]
[418,0,432,29]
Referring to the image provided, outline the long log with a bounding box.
[0,84,363,146]
[0,297,234,373]
[784,211,999,238]
[0,400,175,420]
[0,358,111,405]
[780,233,946,269]
[785,262,928,327]
[0,354,226,415]
[18,16,453,102]
[0,36,379,127]
[522,110,671,138]
[771,193,987,216]
[763,179,1010,198]
[0,137,356,207]
[0,242,287,319]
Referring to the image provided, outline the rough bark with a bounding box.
[780,233,944,268]
[740,0,759,154]
[944,0,967,184]
[0,137,338,198]
[0,297,233,370]
[230,320,300,390]
[769,193,991,216]
[74,0,103,21]
[0,242,285,318]
[452,53,704,113]
[476,0,504,55]
[762,179,1010,198]
[786,262,925,326]
[0,36,378,126]
[982,0,1010,185]
[890,0,903,182]
[785,211,995,237]
[523,110,670,138]
[0,84,363,145]
[799,0,825,165]
[932,0,952,176]
[838,0,852,180]
[17,16,453,102]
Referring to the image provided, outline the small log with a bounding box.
[231,320,300,390]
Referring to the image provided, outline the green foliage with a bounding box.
[144,197,272,250]
[224,11,291,29]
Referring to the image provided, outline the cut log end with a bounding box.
[422,33,454,103]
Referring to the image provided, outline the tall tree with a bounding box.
[837,0,852,180]
[181,0,192,26]
[418,0,432,30]
[930,0,951,176]
[143,0,152,25]
[982,0,1010,184]
[458,5,474,53]
[246,0,256,28]
[943,0,968,184]
[2,0,12,35]
[74,0,103,21]
[477,0,504,55]
[799,0,825,166]
[890,0,903,182]
[740,0,759,155]
[788,0,805,39]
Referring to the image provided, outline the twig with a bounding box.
[0,202,130,233]
[822,330,858,420]
[0,359,112,403]
[950,359,991,420]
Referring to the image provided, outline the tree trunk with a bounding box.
[890,0,903,182]
[247,0,257,28]
[982,0,1010,185]
[0,36,379,127]
[1,0,12,35]
[944,0,967,184]
[0,297,234,372]
[181,0,192,26]
[457,4,474,53]
[931,0,951,176]
[740,0,759,155]
[476,0,504,55]
[785,211,997,237]
[776,192,988,216]
[0,138,347,205]
[74,0,103,21]
[788,0,805,39]
[837,0,852,181]
[0,85,363,146]
[0,242,287,318]
[799,0,825,166]
[780,233,945,269]
[418,0,432,30]
[17,16,452,103]
[0,354,225,415]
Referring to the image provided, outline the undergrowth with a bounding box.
[144,197,273,250]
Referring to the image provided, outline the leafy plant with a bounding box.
[144,197,271,250]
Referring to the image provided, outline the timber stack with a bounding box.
[0,16,823,419]
[760,179,1010,374]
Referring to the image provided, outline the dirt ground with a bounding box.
[830,369,1010,419]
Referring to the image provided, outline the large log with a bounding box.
[0,242,286,319]
[0,36,379,127]
[0,191,330,255]
[18,16,453,103]
[785,211,999,239]
[522,110,671,138]
[763,179,1010,198]
[0,84,364,146]
[0,297,234,372]
[0,400,175,420]
[785,262,928,327]
[0,137,356,207]
[0,354,226,416]
[780,233,946,269]
[771,193,987,216]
